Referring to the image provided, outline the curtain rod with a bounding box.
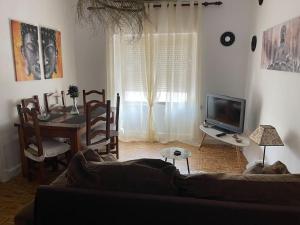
[151,1,223,8]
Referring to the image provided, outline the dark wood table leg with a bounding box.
[173,159,175,166]
[70,129,81,155]
[186,158,190,174]
[165,158,167,162]
[17,125,28,177]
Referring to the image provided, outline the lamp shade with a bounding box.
[250,125,284,146]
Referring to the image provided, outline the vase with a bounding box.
[70,97,79,115]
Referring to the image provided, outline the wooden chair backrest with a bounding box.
[17,104,43,157]
[83,89,105,111]
[114,93,120,132]
[85,99,111,146]
[44,91,66,113]
[21,95,40,113]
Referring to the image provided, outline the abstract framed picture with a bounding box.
[11,20,41,81]
[41,27,63,79]
[261,16,300,73]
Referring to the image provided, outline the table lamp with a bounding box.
[249,125,284,166]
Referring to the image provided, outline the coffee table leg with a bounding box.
[186,158,190,174]
[165,158,167,162]
[173,159,175,165]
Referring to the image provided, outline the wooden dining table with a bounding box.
[14,105,106,177]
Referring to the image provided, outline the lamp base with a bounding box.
[262,146,266,167]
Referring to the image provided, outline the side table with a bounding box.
[160,147,191,174]
[199,125,250,171]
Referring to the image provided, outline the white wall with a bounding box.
[201,0,254,105]
[0,0,79,182]
[74,24,107,98]
[244,0,300,173]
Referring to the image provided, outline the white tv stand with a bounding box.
[199,124,250,149]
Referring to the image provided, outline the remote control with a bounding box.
[216,132,227,137]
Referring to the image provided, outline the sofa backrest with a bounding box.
[175,173,300,206]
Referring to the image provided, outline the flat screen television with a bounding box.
[205,94,246,134]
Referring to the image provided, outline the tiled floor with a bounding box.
[0,141,247,225]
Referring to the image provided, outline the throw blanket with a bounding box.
[66,150,179,195]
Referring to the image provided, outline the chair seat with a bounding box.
[25,140,70,162]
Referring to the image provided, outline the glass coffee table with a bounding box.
[160,147,192,174]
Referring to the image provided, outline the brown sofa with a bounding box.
[15,154,300,225]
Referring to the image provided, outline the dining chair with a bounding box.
[17,104,70,183]
[83,99,111,155]
[21,95,41,114]
[83,89,105,112]
[108,93,120,159]
[44,91,66,113]
[94,93,120,159]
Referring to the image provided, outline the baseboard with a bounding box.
[0,164,21,182]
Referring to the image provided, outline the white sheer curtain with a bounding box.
[107,2,202,145]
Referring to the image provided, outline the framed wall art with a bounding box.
[11,20,41,81]
[261,16,300,73]
[41,27,63,79]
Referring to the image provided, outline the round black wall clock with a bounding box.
[251,35,257,52]
[220,32,235,47]
[258,0,263,5]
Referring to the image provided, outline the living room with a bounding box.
[1,0,300,224]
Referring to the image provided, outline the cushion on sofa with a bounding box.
[51,149,116,186]
[66,151,179,195]
[175,172,300,206]
[244,161,290,175]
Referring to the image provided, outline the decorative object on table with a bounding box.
[251,35,257,52]
[174,150,181,156]
[249,125,284,166]
[67,85,80,115]
[11,20,41,81]
[203,120,209,128]
[258,0,263,6]
[41,27,63,79]
[233,134,242,143]
[220,31,235,47]
[261,16,300,73]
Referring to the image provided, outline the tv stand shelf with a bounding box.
[199,125,250,149]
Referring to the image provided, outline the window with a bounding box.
[113,32,197,103]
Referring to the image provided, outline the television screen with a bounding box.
[206,94,246,133]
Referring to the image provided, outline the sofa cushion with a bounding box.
[244,161,290,175]
[175,172,300,206]
[66,151,179,195]
[83,149,104,162]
